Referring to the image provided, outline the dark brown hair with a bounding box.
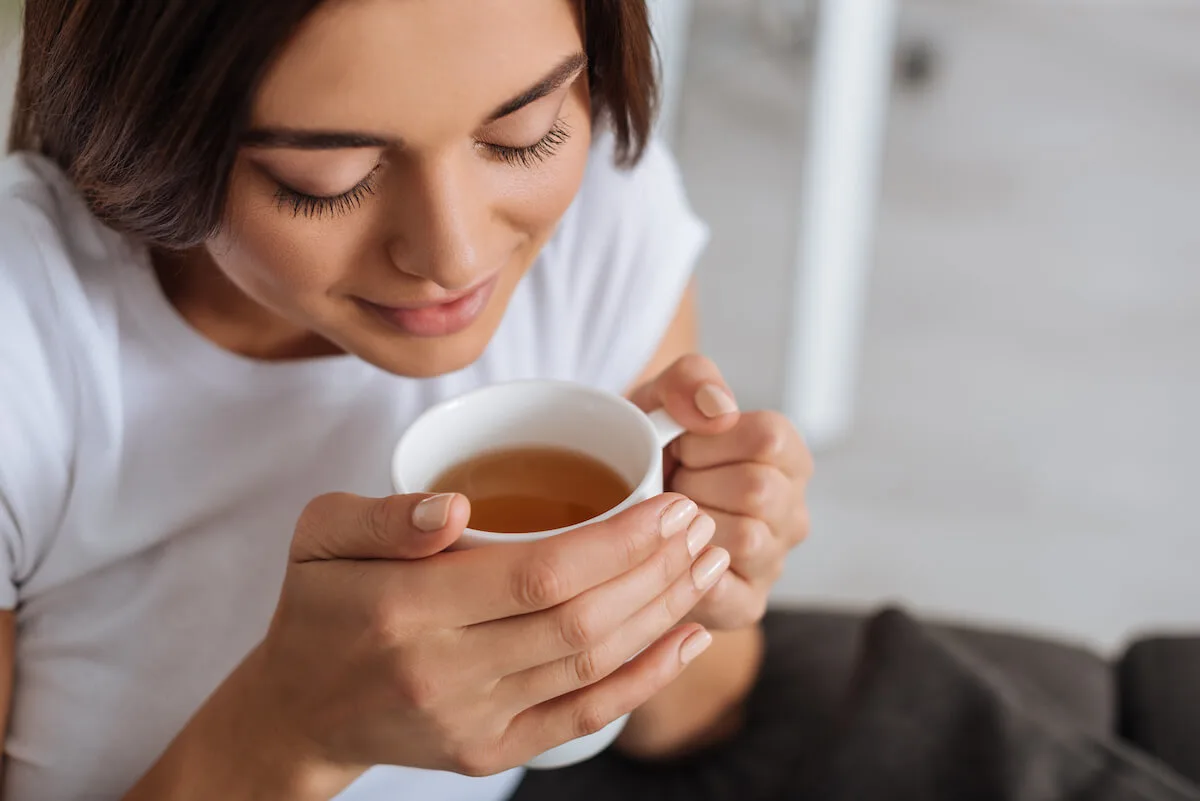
[8,0,658,249]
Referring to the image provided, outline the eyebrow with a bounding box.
[240,130,393,150]
[241,51,588,151]
[487,51,588,121]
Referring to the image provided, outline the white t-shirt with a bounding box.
[0,134,707,801]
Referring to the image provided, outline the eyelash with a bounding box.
[273,120,572,219]
[274,165,380,219]
[482,119,572,169]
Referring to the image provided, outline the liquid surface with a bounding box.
[431,446,633,533]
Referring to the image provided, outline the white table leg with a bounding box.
[785,0,899,447]
[647,0,695,145]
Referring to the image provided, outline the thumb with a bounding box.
[629,354,740,437]
[291,492,470,563]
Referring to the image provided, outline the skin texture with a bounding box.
[160,0,592,377]
[1,0,814,796]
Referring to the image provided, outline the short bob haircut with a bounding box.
[7,0,658,249]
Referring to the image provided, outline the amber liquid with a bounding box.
[430,446,633,533]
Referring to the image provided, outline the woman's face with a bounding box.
[204,0,591,376]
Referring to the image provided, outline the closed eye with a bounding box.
[273,164,382,219]
[479,119,572,169]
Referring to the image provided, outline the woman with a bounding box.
[0,1,812,799]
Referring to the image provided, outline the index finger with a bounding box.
[629,354,741,437]
[405,493,699,625]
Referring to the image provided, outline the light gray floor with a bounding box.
[680,0,1200,651]
[3,3,1198,651]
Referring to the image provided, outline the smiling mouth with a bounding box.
[358,276,499,338]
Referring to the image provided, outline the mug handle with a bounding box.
[647,408,687,448]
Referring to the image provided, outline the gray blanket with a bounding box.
[511,608,1200,801]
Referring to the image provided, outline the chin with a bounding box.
[350,328,494,379]
[329,271,518,378]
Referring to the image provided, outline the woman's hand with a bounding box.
[632,355,813,631]
[130,490,729,801]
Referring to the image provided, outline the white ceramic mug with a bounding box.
[392,380,684,769]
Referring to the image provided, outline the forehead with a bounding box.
[253,0,583,139]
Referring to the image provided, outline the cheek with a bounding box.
[498,127,591,241]
[208,170,371,306]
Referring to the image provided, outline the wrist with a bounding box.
[124,646,358,801]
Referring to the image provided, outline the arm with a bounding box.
[126,490,718,798]
[121,646,354,801]
[619,284,766,760]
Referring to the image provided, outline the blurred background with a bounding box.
[661,0,1200,652]
[2,0,1198,651]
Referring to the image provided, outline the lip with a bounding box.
[359,275,499,338]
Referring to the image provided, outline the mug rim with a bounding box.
[392,379,662,544]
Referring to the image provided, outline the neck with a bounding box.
[152,249,342,361]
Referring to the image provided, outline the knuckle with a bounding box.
[741,466,779,516]
[794,507,811,544]
[295,493,344,541]
[571,644,613,686]
[513,556,566,610]
[675,352,712,376]
[572,703,614,739]
[613,511,653,566]
[394,664,443,712]
[447,743,502,778]
[299,493,338,525]
[746,411,791,463]
[365,496,404,541]
[366,596,409,644]
[729,517,769,561]
[557,604,603,651]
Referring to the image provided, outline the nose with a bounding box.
[385,156,488,291]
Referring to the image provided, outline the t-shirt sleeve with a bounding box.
[561,135,709,394]
[0,195,77,610]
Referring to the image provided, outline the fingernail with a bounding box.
[691,547,731,591]
[413,494,455,532]
[686,514,716,557]
[660,498,698,539]
[680,629,714,665]
[695,384,738,418]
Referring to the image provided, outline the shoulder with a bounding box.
[0,153,83,374]
[0,152,81,243]
[534,133,709,393]
[0,153,112,397]
[0,153,121,608]
[581,131,684,198]
[1,153,63,285]
[0,152,127,340]
[0,153,115,316]
[558,132,701,248]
